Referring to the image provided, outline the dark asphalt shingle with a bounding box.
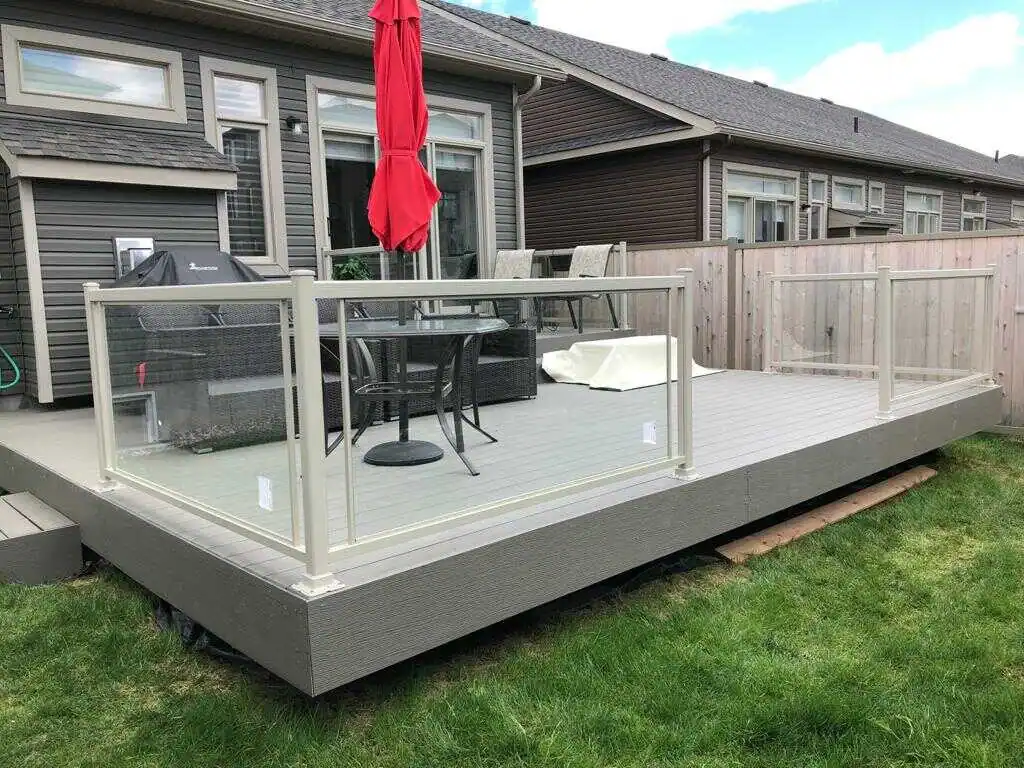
[0,115,236,172]
[436,1,1024,186]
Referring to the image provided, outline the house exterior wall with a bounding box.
[0,0,519,400]
[33,181,220,399]
[709,142,1023,240]
[0,164,25,397]
[521,77,679,155]
[524,142,702,249]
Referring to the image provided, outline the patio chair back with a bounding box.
[568,244,614,279]
[493,249,535,280]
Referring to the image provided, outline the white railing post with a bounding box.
[676,270,697,480]
[617,240,629,328]
[83,282,118,491]
[985,264,998,385]
[762,271,774,373]
[877,266,893,418]
[290,270,338,595]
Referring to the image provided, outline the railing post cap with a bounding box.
[290,269,316,278]
[83,281,100,289]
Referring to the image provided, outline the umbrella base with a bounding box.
[364,439,444,467]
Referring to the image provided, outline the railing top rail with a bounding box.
[84,280,296,305]
[314,275,684,300]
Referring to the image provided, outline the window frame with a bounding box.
[306,75,497,280]
[1012,201,1024,224]
[903,186,944,235]
[200,57,286,270]
[961,194,987,232]
[869,182,885,214]
[722,162,800,244]
[1,24,186,123]
[831,176,867,212]
[807,173,828,240]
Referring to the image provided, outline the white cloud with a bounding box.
[744,13,1024,156]
[452,0,511,14]
[530,0,816,55]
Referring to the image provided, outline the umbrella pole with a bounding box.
[397,249,409,442]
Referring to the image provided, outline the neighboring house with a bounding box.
[433,1,1024,249]
[0,0,560,405]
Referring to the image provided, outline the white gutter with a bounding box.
[513,75,543,248]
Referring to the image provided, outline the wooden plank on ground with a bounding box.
[715,465,938,563]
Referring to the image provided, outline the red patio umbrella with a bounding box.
[367,0,440,255]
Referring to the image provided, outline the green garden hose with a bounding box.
[0,345,21,390]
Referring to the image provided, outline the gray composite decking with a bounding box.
[0,371,1002,694]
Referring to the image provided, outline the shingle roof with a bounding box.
[0,114,236,172]
[230,0,554,75]
[435,1,1024,187]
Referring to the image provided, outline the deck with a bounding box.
[0,371,1001,695]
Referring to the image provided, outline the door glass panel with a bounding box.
[775,201,794,241]
[324,138,376,251]
[435,149,480,280]
[221,126,267,259]
[809,205,823,239]
[754,200,774,243]
[727,198,747,242]
[810,179,826,203]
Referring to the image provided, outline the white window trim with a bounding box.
[869,182,885,214]
[1,24,186,123]
[722,162,799,243]
[200,57,287,270]
[831,176,867,212]
[306,75,496,280]
[807,173,828,241]
[903,186,944,235]
[961,194,987,232]
[1012,200,1024,223]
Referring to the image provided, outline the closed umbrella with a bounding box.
[364,0,443,467]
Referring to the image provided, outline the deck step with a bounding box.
[0,493,82,585]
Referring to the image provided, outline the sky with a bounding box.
[450,0,1024,158]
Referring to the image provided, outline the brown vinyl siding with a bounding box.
[524,142,701,249]
[710,142,1024,240]
[522,78,679,155]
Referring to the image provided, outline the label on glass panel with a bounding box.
[642,422,658,446]
[258,476,274,512]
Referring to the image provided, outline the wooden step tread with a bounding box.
[0,493,81,585]
[0,493,75,540]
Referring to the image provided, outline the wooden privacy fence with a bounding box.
[629,230,1024,426]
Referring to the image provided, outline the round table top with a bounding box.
[323,317,509,339]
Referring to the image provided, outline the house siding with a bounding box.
[524,142,701,249]
[0,0,518,400]
[710,142,1023,240]
[0,164,24,397]
[32,181,220,399]
[521,78,679,155]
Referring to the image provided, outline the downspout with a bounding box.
[513,75,543,249]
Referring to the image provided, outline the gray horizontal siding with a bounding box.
[522,78,678,154]
[0,0,517,400]
[524,143,701,249]
[32,181,219,399]
[0,165,25,398]
[710,142,1024,240]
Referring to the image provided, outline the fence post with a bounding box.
[761,271,774,373]
[675,270,697,480]
[83,282,118,491]
[726,238,741,369]
[877,266,893,418]
[290,270,338,595]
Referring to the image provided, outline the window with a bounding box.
[1012,201,1024,223]
[832,177,866,210]
[808,174,828,240]
[201,58,286,267]
[1,25,186,122]
[724,165,798,243]
[309,77,495,281]
[961,195,987,232]
[869,182,885,214]
[904,189,942,235]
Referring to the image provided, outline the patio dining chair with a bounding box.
[537,244,621,333]
[490,248,535,326]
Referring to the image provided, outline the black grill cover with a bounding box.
[114,246,264,287]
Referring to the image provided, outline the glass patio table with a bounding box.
[319,317,508,476]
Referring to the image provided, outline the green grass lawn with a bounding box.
[3,436,1024,768]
